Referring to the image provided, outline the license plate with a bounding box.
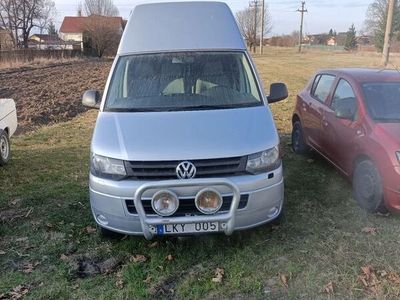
[156,222,219,235]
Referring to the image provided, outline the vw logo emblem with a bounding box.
[176,161,196,179]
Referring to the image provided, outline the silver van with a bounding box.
[83,1,288,240]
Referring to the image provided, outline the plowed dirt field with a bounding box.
[0,60,112,133]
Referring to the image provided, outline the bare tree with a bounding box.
[0,0,56,48]
[83,15,121,57]
[236,5,272,52]
[84,0,119,16]
[364,0,400,51]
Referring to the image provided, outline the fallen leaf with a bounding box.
[143,275,152,284]
[15,237,28,242]
[212,267,225,283]
[165,254,173,261]
[280,274,289,288]
[361,227,378,235]
[307,159,314,163]
[148,241,159,248]
[0,251,5,255]
[322,281,334,294]
[358,276,369,287]
[361,266,372,280]
[378,270,388,278]
[60,254,69,261]
[2,285,29,300]
[83,226,97,234]
[22,264,34,274]
[115,271,124,289]
[387,272,400,285]
[10,198,21,206]
[129,254,147,263]
[46,223,54,229]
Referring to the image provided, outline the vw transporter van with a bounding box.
[83,1,288,239]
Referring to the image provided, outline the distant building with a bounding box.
[326,37,337,46]
[28,34,62,50]
[59,15,125,51]
[0,27,14,50]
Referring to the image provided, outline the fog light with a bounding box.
[195,188,223,215]
[97,214,108,226]
[267,206,279,218]
[151,190,179,216]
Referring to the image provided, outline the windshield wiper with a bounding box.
[106,107,166,112]
[179,103,261,111]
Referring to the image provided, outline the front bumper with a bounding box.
[89,166,284,239]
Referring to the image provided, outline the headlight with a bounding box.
[195,188,223,215]
[396,151,400,164]
[151,190,179,216]
[91,153,127,179]
[246,146,281,174]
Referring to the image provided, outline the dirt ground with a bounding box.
[0,59,112,134]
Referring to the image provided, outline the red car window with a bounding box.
[312,74,335,103]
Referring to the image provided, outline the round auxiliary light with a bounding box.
[195,188,223,215]
[151,190,179,217]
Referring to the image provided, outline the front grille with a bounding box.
[125,195,249,216]
[125,156,247,180]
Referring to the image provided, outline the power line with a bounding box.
[297,1,307,53]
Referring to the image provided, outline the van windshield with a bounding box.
[362,82,400,122]
[104,51,262,112]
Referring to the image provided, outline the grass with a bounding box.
[1,47,400,299]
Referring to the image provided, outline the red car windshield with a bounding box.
[362,82,400,122]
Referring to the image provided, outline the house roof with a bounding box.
[60,15,123,33]
[118,2,245,55]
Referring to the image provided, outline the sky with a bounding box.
[53,0,372,36]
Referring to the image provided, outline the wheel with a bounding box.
[0,130,10,166]
[353,160,387,213]
[99,227,125,239]
[291,121,309,154]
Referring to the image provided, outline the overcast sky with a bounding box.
[53,0,371,35]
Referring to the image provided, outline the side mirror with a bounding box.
[334,97,356,120]
[335,107,354,120]
[82,90,101,109]
[267,83,288,104]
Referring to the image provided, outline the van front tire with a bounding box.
[100,227,125,239]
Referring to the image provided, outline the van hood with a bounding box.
[91,106,279,161]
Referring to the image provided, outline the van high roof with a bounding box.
[118,1,246,55]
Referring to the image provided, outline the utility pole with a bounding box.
[259,0,265,54]
[297,1,307,53]
[382,0,395,67]
[249,0,261,53]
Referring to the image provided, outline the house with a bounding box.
[59,15,124,51]
[326,36,337,46]
[28,34,63,50]
[0,27,14,50]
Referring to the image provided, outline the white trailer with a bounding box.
[0,99,17,165]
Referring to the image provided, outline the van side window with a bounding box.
[332,79,358,119]
[311,74,335,103]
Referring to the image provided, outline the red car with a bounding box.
[292,68,400,213]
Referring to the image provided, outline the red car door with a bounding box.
[302,74,336,151]
[321,78,364,175]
